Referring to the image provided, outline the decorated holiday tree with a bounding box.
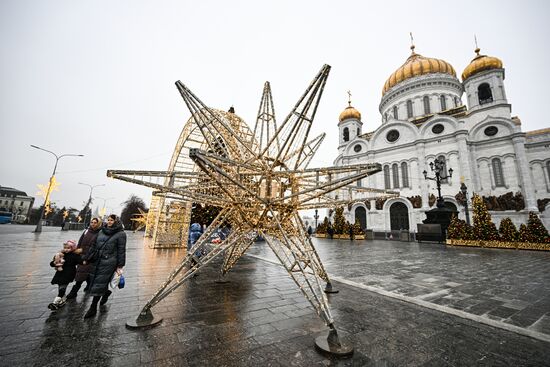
[353,221,363,235]
[447,215,463,239]
[446,214,473,240]
[526,211,550,243]
[472,193,500,241]
[518,223,531,243]
[316,217,329,234]
[499,218,519,242]
[343,221,352,237]
[333,206,346,235]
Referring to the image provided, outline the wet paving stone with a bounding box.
[0,225,549,366]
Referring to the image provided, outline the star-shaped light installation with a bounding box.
[36,176,61,207]
[108,65,398,355]
[63,210,69,220]
[130,208,148,232]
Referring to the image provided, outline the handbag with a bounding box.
[118,275,125,289]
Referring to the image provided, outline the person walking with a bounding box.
[66,217,102,299]
[188,222,203,266]
[83,214,126,319]
[48,240,82,310]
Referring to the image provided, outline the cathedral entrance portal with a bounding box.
[354,206,366,231]
[390,202,409,230]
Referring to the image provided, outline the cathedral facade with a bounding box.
[334,44,550,232]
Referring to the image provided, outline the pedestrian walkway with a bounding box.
[249,238,550,342]
[0,227,549,366]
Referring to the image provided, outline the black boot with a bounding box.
[66,283,81,299]
[84,305,97,318]
[100,290,112,305]
[84,296,99,318]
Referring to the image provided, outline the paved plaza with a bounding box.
[0,225,549,366]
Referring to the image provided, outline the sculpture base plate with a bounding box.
[126,312,163,330]
[314,331,354,357]
[324,284,339,294]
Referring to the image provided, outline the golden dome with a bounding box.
[382,45,457,95]
[462,48,503,81]
[339,105,361,122]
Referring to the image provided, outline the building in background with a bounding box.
[0,186,35,223]
[334,44,550,232]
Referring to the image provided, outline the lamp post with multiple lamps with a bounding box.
[31,145,84,233]
[423,159,453,208]
[421,158,457,242]
[78,183,105,227]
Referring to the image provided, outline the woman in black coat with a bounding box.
[84,214,126,318]
[66,217,102,299]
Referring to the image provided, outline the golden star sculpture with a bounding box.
[63,210,69,219]
[108,65,397,355]
[130,208,148,232]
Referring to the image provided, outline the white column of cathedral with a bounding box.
[416,142,430,209]
[456,134,474,190]
[512,136,538,211]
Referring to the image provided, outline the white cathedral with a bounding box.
[334,44,550,232]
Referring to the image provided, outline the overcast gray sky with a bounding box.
[1,0,549,214]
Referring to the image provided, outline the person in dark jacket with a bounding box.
[48,240,83,310]
[83,214,126,319]
[66,217,102,299]
[187,222,203,266]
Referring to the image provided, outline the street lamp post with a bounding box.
[31,145,83,233]
[314,209,319,229]
[460,182,471,226]
[420,158,456,243]
[423,159,453,208]
[78,183,105,226]
[96,196,114,221]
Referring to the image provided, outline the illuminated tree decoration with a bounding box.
[472,193,500,241]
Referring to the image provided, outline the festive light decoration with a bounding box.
[36,176,61,207]
[62,210,69,220]
[77,215,82,223]
[44,203,53,216]
[108,65,398,354]
[472,193,500,241]
[130,208,148,232]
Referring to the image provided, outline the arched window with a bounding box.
[406,100,413,118]
[437,155,448,183]
[393,105,399,120]
[384,165,391,189]
[440,95,447,111]
[392,163,399,188]
[454,96,459,107]
[423,96,430,114]
[384,112,388,122]
[343,127,349,142]
[401,162,409,188]
[357,127,360,137]
[478,83,493,105]
[492,158,505,187]
[547,161,550,181]
[357,178,362,187]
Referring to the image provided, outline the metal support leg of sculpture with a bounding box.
[126,208,240,328]
[263,211,353,356]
